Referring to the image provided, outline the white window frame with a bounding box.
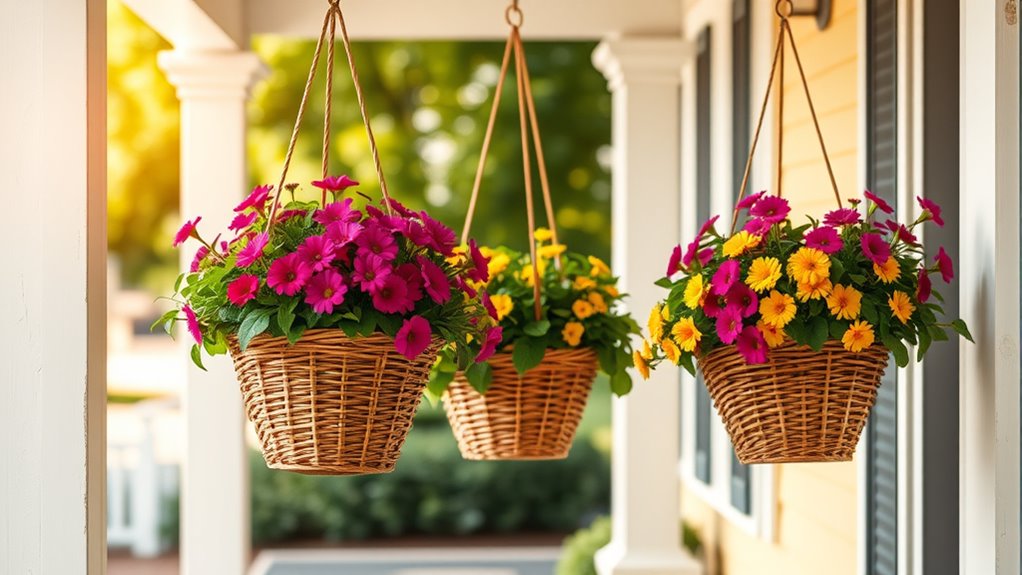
[677,0,777,542]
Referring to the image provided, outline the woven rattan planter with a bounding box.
[698,340,889,464]
[228,329,438,475]
[444,348,598,460]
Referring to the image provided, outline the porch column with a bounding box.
[159,50,265,575]
[592,39,702,575]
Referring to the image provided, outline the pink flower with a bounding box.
[182,305,202,345]
[227,275,260,306]
[324,220,363,246]
[421,213,458,256]
[314,198,361,226]
[725,283,759,318]
[824,208,862,227]
[173,217,202,247]
[715,309,743,345]
[372,274,414,314]
[736,326,768,364]
[190,246,209,273]
[481,291,498,320]
[666,245,682,276]
[475,326,503,363]
[352,254,392,293]
[455,276,478,298]
[860,233,891,266]
[711,260,741,296]
[236,232,269,268]
[275,209,306,224]
[403,221,434,249]
[935,246,954,282]
[266,253,312,296]
[804,226,844,254]
[749,195,790,224]
[304,269,348,314]
[703,294,726,318]
[735,191,766,211]
[355,223,398,261]
[896,224,919,245]
[296,235,336,272]
[917,268,932,303]
[418,255,451,304]
[385,198,417,218]
[864,190,894,214]
[234,185,272,213]
[917,196,945,227]
[467,239,490,283]
[394,316,433,360]
[697,215,721,239]
[396,263,425,303]
[311,175,359,193]
[682,241,714,269]
[743,217,773,236]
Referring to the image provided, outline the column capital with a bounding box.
[158,50,267,100]
[592,37,691,92]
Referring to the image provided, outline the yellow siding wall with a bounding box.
[682,2,861,574]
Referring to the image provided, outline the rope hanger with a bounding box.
[731,0,843,233]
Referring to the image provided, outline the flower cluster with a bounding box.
[429,228,640,398]
[636,191,973,378]
[160,175,489,366]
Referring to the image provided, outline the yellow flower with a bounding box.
[662,304,672,321]
[573,299,596,319]
[722,231,762,258]
[519,258,548,286]
[746,257,782,293]
[539,243,567,259]
[671,317,702,352]
[488,252,511,277]
[873,257,900,284]
[786,247,832,284]
[562,321,585,346]
[648,305,666,342]
[489,294,514,321]
[589,292,609,313]
[796,276,833,302]
[757,319,786,348]
[759,290,797,328]
[826,284,862,320]
[684,274,707,310]
[446,245,467,266]
[589,255,611,277]
[573,276,597,291]
[661,338,682,365]
[533,227,553,242]
[633,350,651,380]
[603,285,620,298]
[842,320,876,352]
[640,339,654,360]
[889,290,915,324]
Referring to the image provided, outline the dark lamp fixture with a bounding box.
[789,0,832,30]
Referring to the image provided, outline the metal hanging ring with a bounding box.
[775,0,793,18]
[505,4,524,27]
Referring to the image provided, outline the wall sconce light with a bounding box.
[790,0,832,30]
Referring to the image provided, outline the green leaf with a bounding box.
[861,299,879,324]
[950,319,975,343]
[425,370,455,404]
[678,353,696,377]
[151,309,180,334]
[278,299,298,335]
[238,309,272,351]
[654,277,674,289]
[523,320,551,337]
[173,273,185,294]
[357,310,378,336]
[928,324,950,342]
[829,259,846,284]
[849,273,868,284]
[511,337,548,374]
[597,346,619,375]
[882,335,910,368]
[807,316,829,351]
[785,318,809,346]
[610,371,633,396]
[829,320,849,339]
[465,362,494,394]
[190,344,207,371]
[287,323,306,345]
[916,328,932,361]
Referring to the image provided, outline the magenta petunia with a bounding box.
[228,212,258,233]
[735,191,766,211]
[804,226,844,255]
[418,255,451,304]
[275,209,305,224]
[860,233,891,265]
[182,305,202,345]
[173,217,202,247]
[725,282,759,318]
[227,274,260,307]
[682,240,714,269]
[403,220,434,249]
[697,215,721,239]
[304,268,348,314]
[743,217,773,236]
[455,275,478,298]
[296,235,336,272]
[749,195,790,224]
[355,223,398,261]
[475,326,504,363]
[311,175,359,193]
[385,198,417,218]
[234,185,272,213]
[396,263,425,303]
[896,224,918,245]
[236,232,269,268]
[715,309,744,345]
[702,294,726,318]
[935,246,954,282]
[917,196,944,227]
[917,268,932,303]
[190,246,209,273]
[266,253,312,296]
[421,212,458,256]
[394,315,433,360]
[824,207,862,227]
[314,198,361,226]
[467,239,491,283]
[352,254,392,293]
[481,291,498,320]
[666,245,683,276]
[372,274,414,314]
[324,220,363,246]
[864,190,894,214]
[736,326,768,364]
[711,260,741,296]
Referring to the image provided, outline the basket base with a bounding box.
[738,453,854,465]
[266,461,396,476]
[458,450,570,461]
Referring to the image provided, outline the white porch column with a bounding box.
[592,39,702,575]
[160,50,265,575]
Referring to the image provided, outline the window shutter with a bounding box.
[694,26,713,485]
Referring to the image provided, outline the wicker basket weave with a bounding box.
[444,348,598,460]
[228,329,438,475]
[698,340,889,464]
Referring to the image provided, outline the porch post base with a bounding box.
[595,542,703,575]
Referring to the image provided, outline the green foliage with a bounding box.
[555,516,703,575]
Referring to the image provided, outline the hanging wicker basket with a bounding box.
[229,330,439,475]
[444,348,598,460]
[698,340,889,464]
